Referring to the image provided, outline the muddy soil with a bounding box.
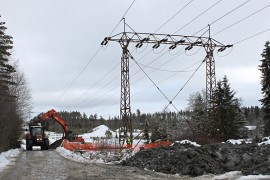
[0,150,216,180]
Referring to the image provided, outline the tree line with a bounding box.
[0,17,32,152]
[31,103,262,143]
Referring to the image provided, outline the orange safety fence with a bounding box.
[63,140,95,151]
[63,139,172,151]
[133,141,172,151]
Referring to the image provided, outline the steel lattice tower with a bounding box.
[102,24,232,146]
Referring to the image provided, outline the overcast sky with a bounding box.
[1,0,270,119]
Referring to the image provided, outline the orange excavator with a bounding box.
[39,109,84,143]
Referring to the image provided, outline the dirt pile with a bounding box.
[121,142,270,176]
[50,139,63,149]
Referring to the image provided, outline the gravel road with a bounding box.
[0,150,215,180]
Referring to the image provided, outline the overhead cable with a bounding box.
[193,0,252,35]
[52,46,102,106]
[234,28,270,45]
[130,52,171,103]
[154,0,194,33]
[133,60,203,97]
[136,62,195,73]
[213,4,270,36]
[65,62,120,108]
[173,0,223,34]
[108,0,136,36]
[66,0,136,109]
[171,59,204,102]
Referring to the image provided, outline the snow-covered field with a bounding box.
[1,124,270,179]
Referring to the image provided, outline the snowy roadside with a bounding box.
[55,146,132,164]
[0,148,22,173]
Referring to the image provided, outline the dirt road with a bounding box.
[0,150,214,180]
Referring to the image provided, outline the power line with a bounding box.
[131,53,171,103]
[85,51,189,109]
[193,0,252,35]
[173,0,223,34]
[91,55,203,110]
[234,28,270,45]
[136,62,196,73]
[126,0,224,81]
[171,59,204,102]
[75,74,119,108]
[83,1,244,114]
[132,60,203,97]
[212,0,252,25]
[164,59,204,112]
[61,0,136,109]
[132,54,204,112]
[154,0,194,33]
[130,29,208,87]
[213,4,270,36]
[65,62,120,108]
[70,49,152,109]
[52,46,102,106]
[126,0,248,88]
[83,84,119,109]
[108,0,136,37]
[93,1,268,116]
[103,1,223,99]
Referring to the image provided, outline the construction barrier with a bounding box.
[133,141,172,151]
[63,140,95,151]
[63,139,172,151]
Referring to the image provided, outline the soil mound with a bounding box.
[50,139,63,149]
[121,142,270,176]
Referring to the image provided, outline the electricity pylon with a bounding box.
[102,23,232,146]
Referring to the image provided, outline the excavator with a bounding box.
[38,109,84,143]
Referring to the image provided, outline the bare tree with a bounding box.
[10,61,32,120]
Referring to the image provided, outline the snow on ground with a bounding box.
[81,125,116,142]
[245,126,257,131]
[171,140,201,147]
[237,175,270,180]
[46,131,63,145]
[0,148,21,173]
[226,138,252,145]
[212,171,270,180]
[258,136,270,146]
[81,125,146,146]
[55,147,129,164]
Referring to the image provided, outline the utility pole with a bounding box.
[101,23,232,146]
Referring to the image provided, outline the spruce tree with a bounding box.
[187,91,206,135]
[0,17,15,99]
[259,41,270,136]
[210,76,244,141]
[0,17,23,152]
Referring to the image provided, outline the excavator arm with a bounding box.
[39,109,69,138]
[39,109,84,142]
